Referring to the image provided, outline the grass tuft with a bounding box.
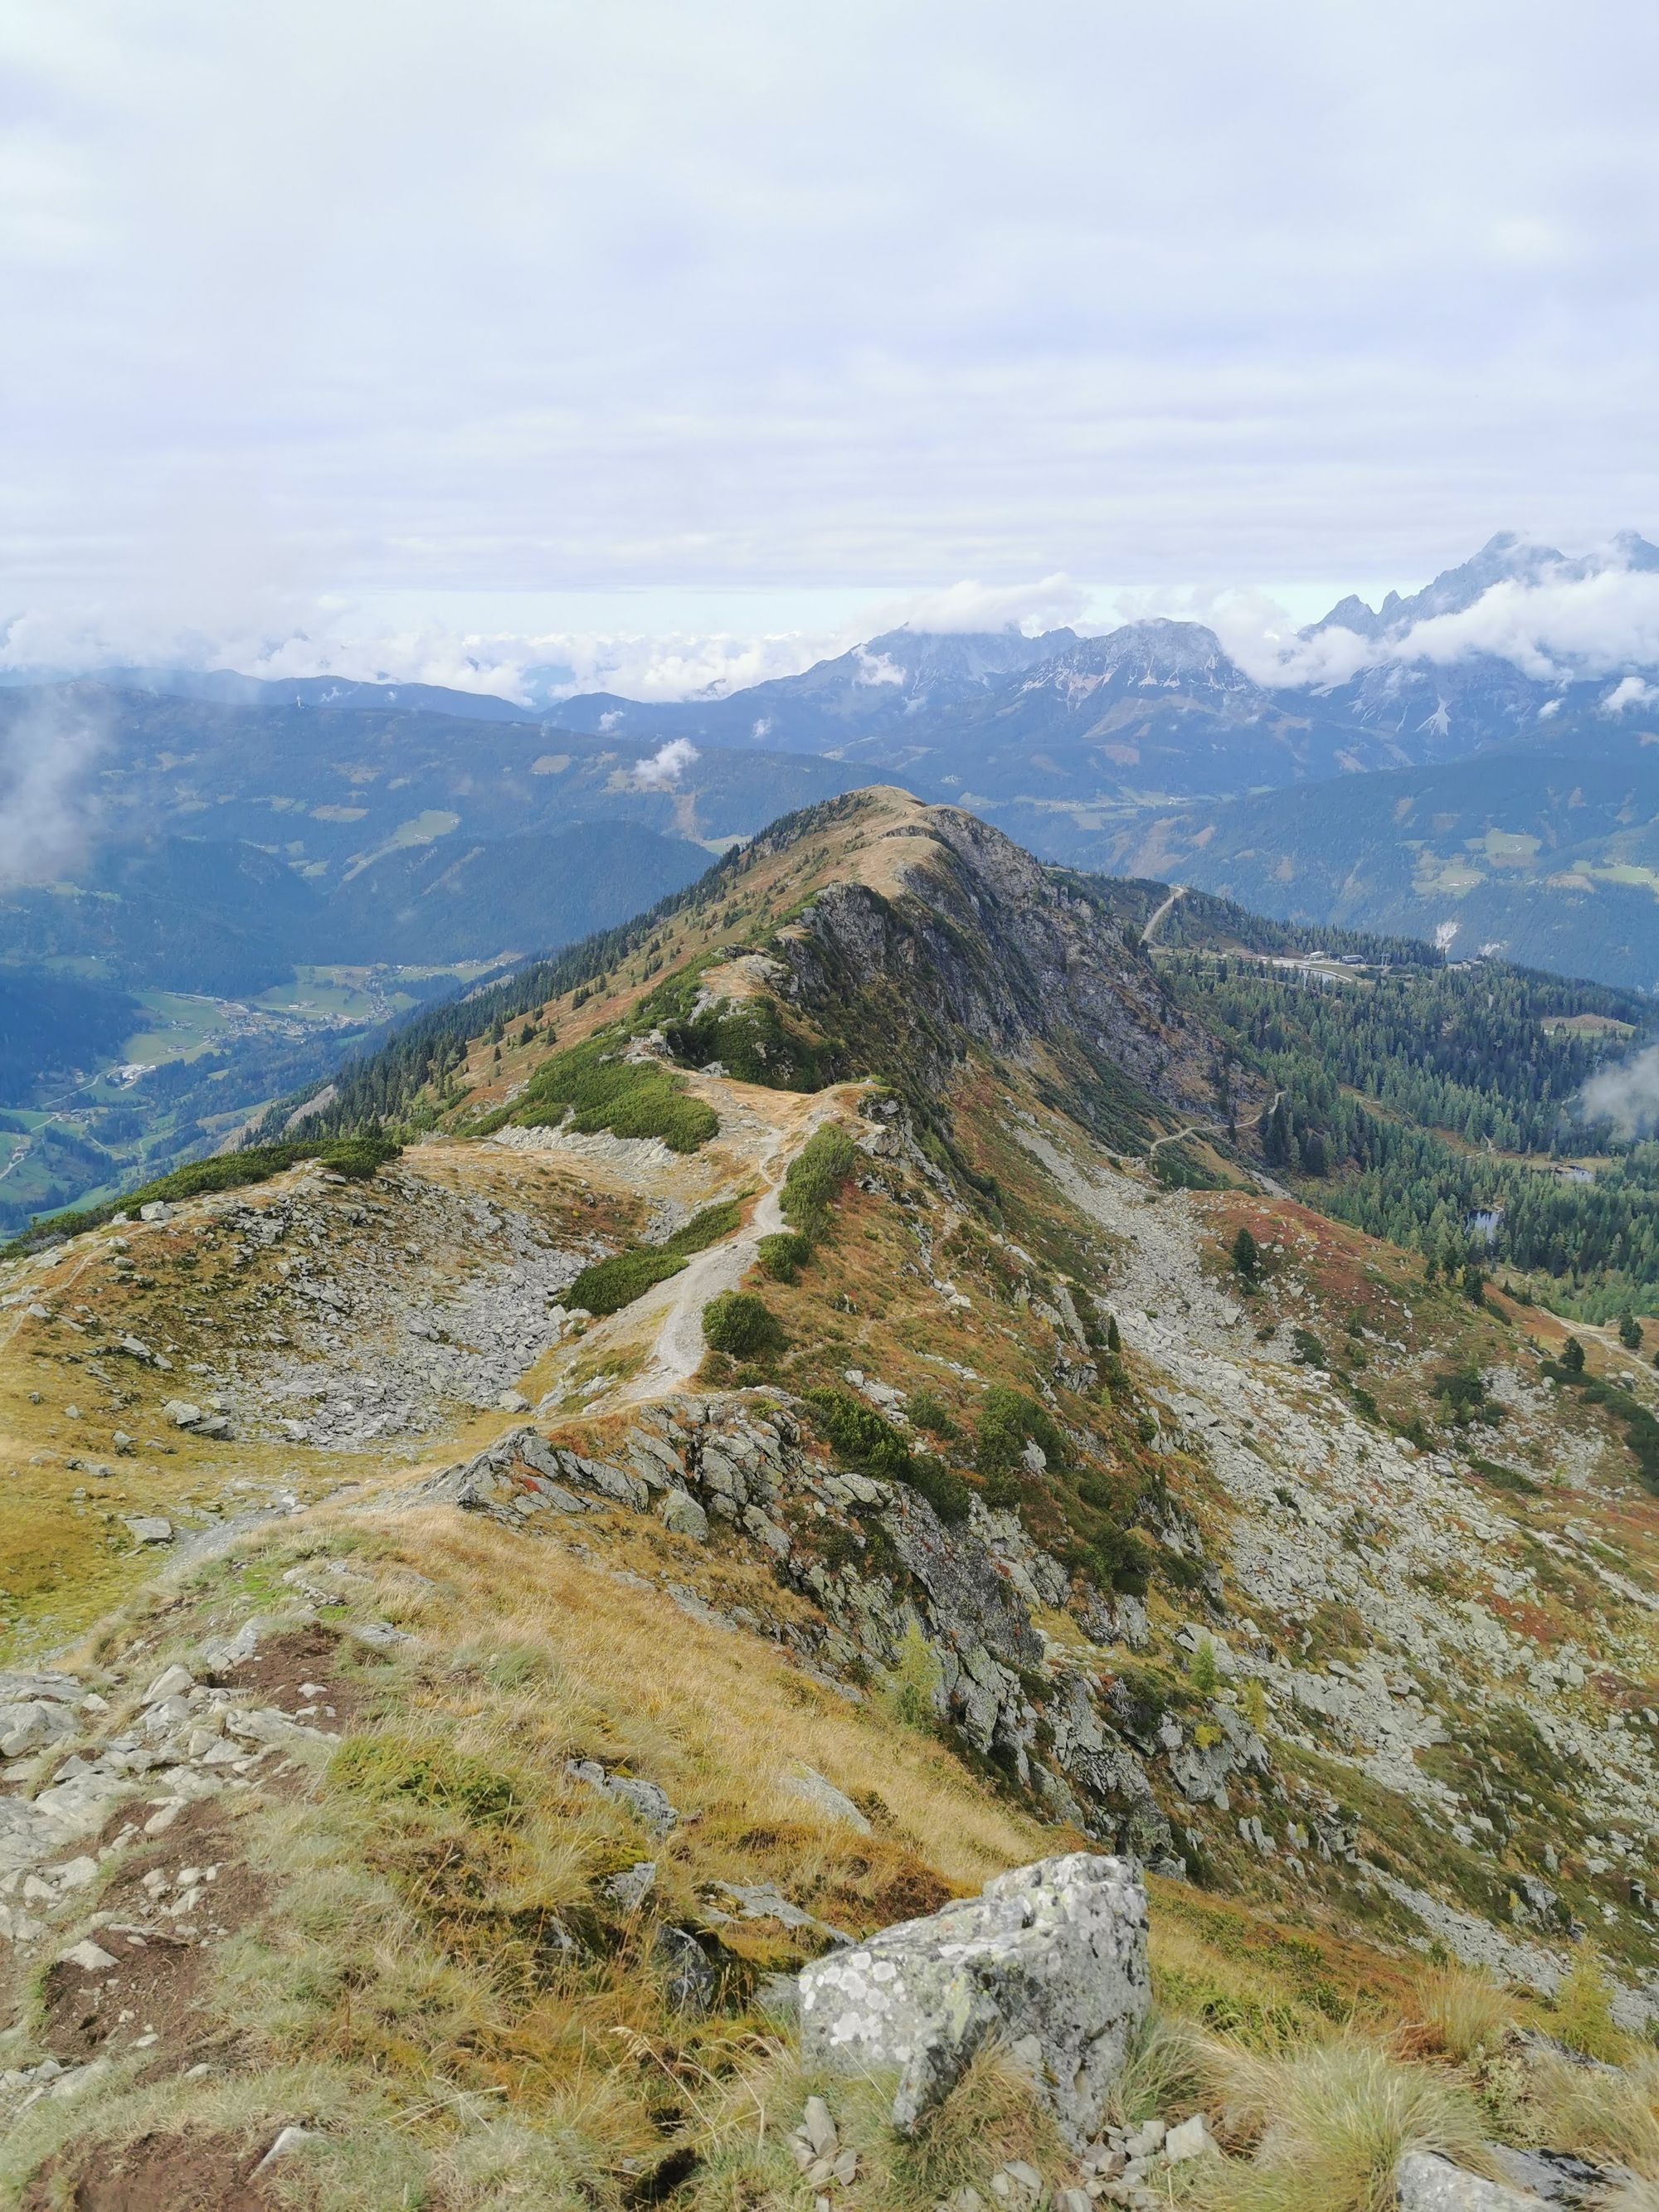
[1197,2035,1495,2212]
[1405,1963,1513,2064]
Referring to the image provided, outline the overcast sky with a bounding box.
[5,0,1659,693]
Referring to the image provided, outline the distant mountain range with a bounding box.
[5,529,1658,1015]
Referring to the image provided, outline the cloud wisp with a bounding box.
[0,692,109,887]
[632,738,700,790]
[1579,1045,1659,1140]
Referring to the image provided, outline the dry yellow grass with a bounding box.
[1195,2035,1496,2212]
[364,1504,1050,1891]
[1405,1963,1515,2064]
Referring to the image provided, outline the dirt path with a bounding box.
[1141,882,1187,946]
[612,1086,855,1405]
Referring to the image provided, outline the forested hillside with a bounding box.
[1161,940,1659,1320]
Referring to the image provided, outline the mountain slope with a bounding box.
[1,790,1658,2205]
[1095,719,1659,989]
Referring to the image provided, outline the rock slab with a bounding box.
[1396,2152,1546,2210]
[796,1851,1148,2142]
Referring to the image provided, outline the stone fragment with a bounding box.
[348,1620,410,1650]
[601,1860,657,1913]
[122,1517,173,1546]
[1163,2114,1214,2163]
[0,1703,73,1759]
[781,1764,872,1834]
[797,1852,1148,2142]
[60,1939,119,1972]
[655,1926,716,2013]
[658,1490,710,1542]
[253,2127,320,2176]
[142,1664,194,1706]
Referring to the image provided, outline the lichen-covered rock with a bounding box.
[796,1851,1148,2141]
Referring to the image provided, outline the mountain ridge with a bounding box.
[2,785,1658,2204]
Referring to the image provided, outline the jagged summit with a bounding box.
[1308,527,1659,640]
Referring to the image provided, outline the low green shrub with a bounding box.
[662,999,826,1091]
[1092,1521,1159,1592]
[665,1200,742,1255]
[513,1038,717,1153]
[907,1389,961,1442]
[703,1290,786,1358]
[569,1247,686,1317]
[975,1386,1068,1499]
[907,1451,973,1524]
[7,1131,401,1253]
[780,1124,859,1241]
[568,1202,743,1317]
[757,1229,811,1281]
[805,1386,971,1523]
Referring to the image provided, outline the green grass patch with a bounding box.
[328,1733,523,1825]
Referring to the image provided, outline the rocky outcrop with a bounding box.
[423,1392,1219,1867]
[751,797,1211,1113]
[797,1852,1149,2141]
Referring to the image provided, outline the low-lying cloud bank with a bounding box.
[10,544,1659,708]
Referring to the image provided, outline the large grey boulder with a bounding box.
[796,1851,1148,2142]
[1395,2152,1545,2210]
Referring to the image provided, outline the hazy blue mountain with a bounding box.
[0,678,866,1084]
[90,668,531,720]
[539,625,1074,753]
[1089,715,1659,991]
[2,682,864,900]
[321,821,708,964]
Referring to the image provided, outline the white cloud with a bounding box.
[1579,1043,1659,1137]
[0,691,109,886]
[1602,674,1659,712]
[7,2,1659,625]
[859,575,1090,638]
[632,737,699,789]
[855,648,904,685]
